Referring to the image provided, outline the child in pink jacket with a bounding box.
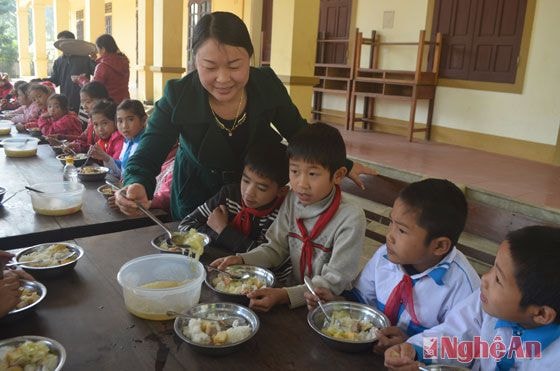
[36,94,83,138]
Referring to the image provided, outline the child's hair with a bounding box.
[57,30,75,39]
[507,226,560,323]
[47,94,69,112]
[80,81,109,100]
[286,123,346,176]
[398,178,467,247]
[245,143,289,187]
[13,80,26,92]
[91,99,117,121]
[28,84,51,96]
[117,99,147,118]
[16,82,30,96]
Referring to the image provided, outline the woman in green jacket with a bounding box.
[116,11,375,220]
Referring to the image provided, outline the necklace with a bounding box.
[210,91,246,137]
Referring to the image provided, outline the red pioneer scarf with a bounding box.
[384,274,420,326]
[230,195,285,236]
[293,186,341,279]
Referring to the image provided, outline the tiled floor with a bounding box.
[339,128,560,211]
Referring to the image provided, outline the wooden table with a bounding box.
[1,225,386,370]
[0,144,168,249]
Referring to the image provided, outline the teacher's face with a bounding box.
[195,38,250,104]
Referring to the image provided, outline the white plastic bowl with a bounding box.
[117,254,206,321]
[29,182,85,216]
[2,137,40,157]
[0,120,11,135]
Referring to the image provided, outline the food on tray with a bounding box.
[78,166,106,174]
[19,243,76,267]
[0,340,58,371]
[321,310,380,341]
[158,229,206,258]
[16,287,40,309]
[211,269,266,295]
[98,185,115,197]
[182,317,252,345]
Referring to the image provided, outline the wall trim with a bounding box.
[317,108,557,165]
[276,74,319,86]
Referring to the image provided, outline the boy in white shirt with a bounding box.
[306,178,480,354]
[385,226,560,371]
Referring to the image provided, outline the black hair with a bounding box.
[91,99,117,121]
[286,123,346,176]
[13,80,26,92]
[117,99,147,118]
[16,82,29,96]
[47,94,69,112]
[80,81,109,100]
[57,30,75,39]
[398,178,467,247]
[28,84,51,95]
[507,226,560,323]
[96,34,128,60]
[192,12,254,57]
[244,142,289,187]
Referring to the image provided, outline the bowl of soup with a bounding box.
[28,182,84,216]
[2,137,40,157]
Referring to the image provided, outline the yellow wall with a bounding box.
[348,0,560,147]
[212,0,244,17]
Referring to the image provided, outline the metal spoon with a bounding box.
[166,310,247,327]
[80,146,93,169]
[203,263,251,280]
[304,276,332,323]
[105,180,190,248]
[17,138,30,148]
[24,186,44,194]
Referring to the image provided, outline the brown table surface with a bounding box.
[0,144,168,249]
[1,224,386,370]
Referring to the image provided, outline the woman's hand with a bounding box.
[247,287,289,312]
[347,162,378,190]
[115,183,150,216]
[373,326,409,354]
[207,205,228,234]
[210,255,244,270]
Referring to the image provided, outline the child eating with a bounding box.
[88,100,124,161]
[212,123,366,312]
[385,226,560,370]
[35,94,83,138]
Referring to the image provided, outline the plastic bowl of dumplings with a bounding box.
[307,301,390,353]
[1,137,40,157]
[28,182,85,216]
[117,254,206,321]
[173,302,260,356]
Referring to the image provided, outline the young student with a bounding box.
[88,100,124,161]
[35,94,83,138]
[15,84,50,132]
[305,178,481,354]
[67,82,110,153]
[8,83,42,127]
[180,143,291,281]
[0,79,24,112]
[212,123,366,312]
[0,82,29,119]
[385,226,560,371]
[0,72,12,101]
[101,99,146,178]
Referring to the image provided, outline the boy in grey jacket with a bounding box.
[212,123,366,311]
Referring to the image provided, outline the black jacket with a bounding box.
[49,55,96,113]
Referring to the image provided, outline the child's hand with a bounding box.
[373,326,409,354]
[89,144,109,162]
[40,112,50,118]
[247,287,289,312]
[304,286,336,310]
[0,275,21,318]
[207,205,228,234]
[210,255,244,270]
[384,343,419,370]
[15,123,26,133]
[0,251,14,267]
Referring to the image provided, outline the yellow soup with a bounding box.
[140,280,184,289]
[0,127,11,135]
[33,204,82,216]
[5,148,37,157]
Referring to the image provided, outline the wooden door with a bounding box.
[317,0,352,64]
[260,0,273,66]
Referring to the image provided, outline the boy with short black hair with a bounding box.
[179,142,291,281]
[305,178,480,354]
[212,123,366,312]
[385,225,560,370]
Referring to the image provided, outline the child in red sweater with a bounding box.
[35,94,82,138]
[14,84,49,132]
[89,100,124,161]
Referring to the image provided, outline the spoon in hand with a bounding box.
[304,276,332,323]
[203,263,251,280]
